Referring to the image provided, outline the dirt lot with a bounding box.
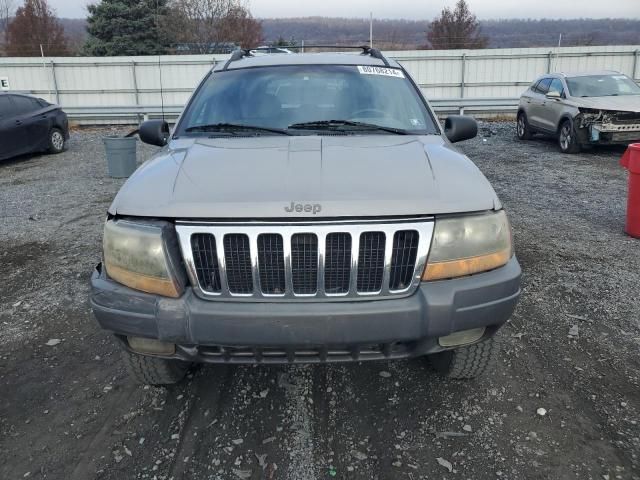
[1,123,639,480]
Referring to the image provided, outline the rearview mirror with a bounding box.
[444,115,478,143]
[546,90,561,99]
[139,119,170,146]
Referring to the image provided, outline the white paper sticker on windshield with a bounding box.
[357,65,405,78]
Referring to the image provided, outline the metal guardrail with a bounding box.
[63,98,521,123]
[6,46,636,123]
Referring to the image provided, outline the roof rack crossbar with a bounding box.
[222,49,253,71]
[221,45,391,70]
[275,45,391,67]
[360,45,390,67]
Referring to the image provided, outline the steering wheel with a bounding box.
[351,108,387,118]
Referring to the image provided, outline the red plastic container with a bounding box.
[620,143,640,238]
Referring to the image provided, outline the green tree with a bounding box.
[426,0,488,50]
[84,0,171,56]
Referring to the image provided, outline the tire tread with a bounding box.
[122,351,189,385]
[431,337,499,380]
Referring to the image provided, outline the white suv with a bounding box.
[517,71,640,153]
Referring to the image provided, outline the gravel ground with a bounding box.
[0,123,639,480]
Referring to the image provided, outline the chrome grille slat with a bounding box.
[291,233,318,294]
[324,232,352,294]
[390,230,420,291]
[357,232,386,293]
[257,234,285,295]
[190,233,222,292]
[223,234,253,294]
[176,219,434,302]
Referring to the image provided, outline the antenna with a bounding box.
[369,12,373,49]
[158,54,165,121]
[155,0,165,121]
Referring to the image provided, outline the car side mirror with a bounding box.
[139,119,170,146]
[546,90,561,99]
[444,115,478,143]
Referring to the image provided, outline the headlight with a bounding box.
[423,210,512,281]
[103,219,184,297]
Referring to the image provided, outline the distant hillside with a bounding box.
[2,17,640,55]
[261,17,640,49]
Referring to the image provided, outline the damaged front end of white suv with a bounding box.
[576,108,640,145]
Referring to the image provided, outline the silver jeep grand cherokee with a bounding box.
[90,48,521,384]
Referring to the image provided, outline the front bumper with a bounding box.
[588,125,640,145]
[90,257,521,364]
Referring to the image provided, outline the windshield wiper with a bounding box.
[288,120,409,135]
[185,123,291,135]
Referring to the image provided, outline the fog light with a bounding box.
[438,327,486,347]
[127,336,175,355]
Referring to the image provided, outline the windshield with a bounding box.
[566,74,640,97]
[177,65,438,136]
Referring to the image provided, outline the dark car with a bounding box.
[0,92,69,162]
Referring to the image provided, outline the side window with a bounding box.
[531,80,542,93]
[536,78,552,94]
[11,96,39,115]
[548,78,564,96]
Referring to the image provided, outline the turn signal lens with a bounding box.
[423,210,512,281]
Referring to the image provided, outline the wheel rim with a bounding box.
[517,116,525,137]
[559,124,571,150]
[51,131,64,150]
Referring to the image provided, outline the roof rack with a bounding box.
[221,48,253,71]
[286,45,390,67]
[221,45,390,70]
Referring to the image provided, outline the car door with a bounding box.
[537,78,565,131]
[0,95,29,160]
[527,77,552,130]
[12,95,50,152]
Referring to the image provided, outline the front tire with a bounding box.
[48,128,66,154]
[429,337,498,379]
[122,350,190,385]
[558,120,581,154]
[516,112,533,140]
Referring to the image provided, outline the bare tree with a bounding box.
[219,4,262,48]
[426,0,488,50]
[167,0,261,52]
[0,0,15,46]
[6,0,68,56]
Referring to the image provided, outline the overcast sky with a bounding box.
[48,0,640,20]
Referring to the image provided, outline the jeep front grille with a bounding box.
[176,218,434,301]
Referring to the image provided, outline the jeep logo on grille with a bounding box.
[285,202,322,214]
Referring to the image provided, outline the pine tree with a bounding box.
[84,0,170,56]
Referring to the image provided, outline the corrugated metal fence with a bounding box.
[0,45,638,122]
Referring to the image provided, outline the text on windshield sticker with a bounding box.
[357,66,405,78]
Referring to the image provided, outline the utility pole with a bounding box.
[558,33,562,48]
[369,12,373,48]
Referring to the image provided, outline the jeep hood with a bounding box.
[109,135,500,219]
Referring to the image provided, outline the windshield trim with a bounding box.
[173,64,441,139]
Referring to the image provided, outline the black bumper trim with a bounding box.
[91,257,521,363]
